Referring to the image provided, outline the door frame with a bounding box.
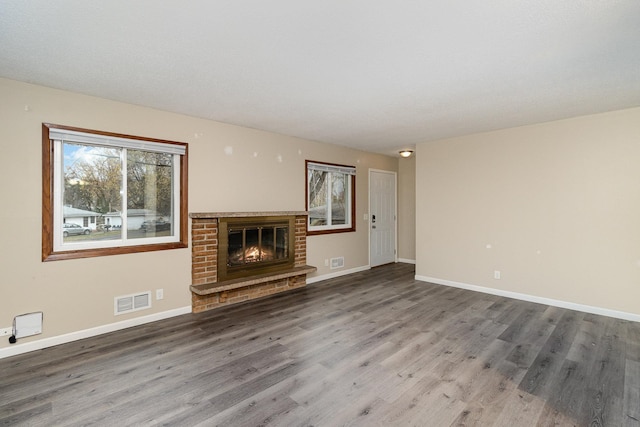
[368,168,398,267]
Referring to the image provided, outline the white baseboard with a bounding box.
[0,306,192,360]
[307,265,371,284]
[398,258,416,265]
[415,275,640,323]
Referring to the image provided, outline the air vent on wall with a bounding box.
[114,291,151,315]
[330,257,344,269]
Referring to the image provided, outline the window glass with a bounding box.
[63,142,123,243]
[331,173,348,226]
[308,169,328,226]
[127,150,174,239]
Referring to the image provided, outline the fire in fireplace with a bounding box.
[227,224,288,265]
[218,216,295,281]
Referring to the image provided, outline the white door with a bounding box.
[370,170,397,267]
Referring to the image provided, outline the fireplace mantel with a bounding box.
[189,211,309,219]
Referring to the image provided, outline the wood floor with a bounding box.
[1,263,639,426]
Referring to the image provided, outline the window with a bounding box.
[42,124,188,261]
[306,160,356,235]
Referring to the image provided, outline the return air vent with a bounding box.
[330,257,344,269]
[114,291,151,315]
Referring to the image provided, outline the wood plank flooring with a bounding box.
[1,263,638,426]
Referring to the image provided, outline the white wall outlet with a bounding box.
[494,270,501,279]
[324,259,329,266]
[0,327,12,337]
[156,289,164,300]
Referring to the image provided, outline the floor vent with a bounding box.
[330,257,344,269]
[115,291,151,315]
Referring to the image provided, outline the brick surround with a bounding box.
[189,212,313,313]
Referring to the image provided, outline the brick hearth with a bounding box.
[189,211,315,313]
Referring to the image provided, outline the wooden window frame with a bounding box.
[42,123,188,261]
[305,160,356,236]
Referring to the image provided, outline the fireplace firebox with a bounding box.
[218,216,295,281]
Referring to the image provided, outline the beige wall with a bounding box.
[398,155,416,261]
[416,107,640,316]
[0,78,398,349]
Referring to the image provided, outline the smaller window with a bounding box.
[306,160,356,235]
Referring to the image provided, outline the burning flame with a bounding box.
[244,246,261,261]
[229,245,276,265]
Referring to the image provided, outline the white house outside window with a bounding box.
[43,124,188,261]
[306,160,356,235]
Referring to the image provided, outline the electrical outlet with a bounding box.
[324,259,329,266]
[0,327,11,337]
[156,289,164,300]
[494,270,501,279]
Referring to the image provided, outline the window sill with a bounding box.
[43,241,188,262]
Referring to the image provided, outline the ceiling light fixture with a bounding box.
[399,150,414,158]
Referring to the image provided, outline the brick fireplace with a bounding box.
[189,211,316,313]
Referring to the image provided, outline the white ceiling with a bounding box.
[1,1,639,156]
